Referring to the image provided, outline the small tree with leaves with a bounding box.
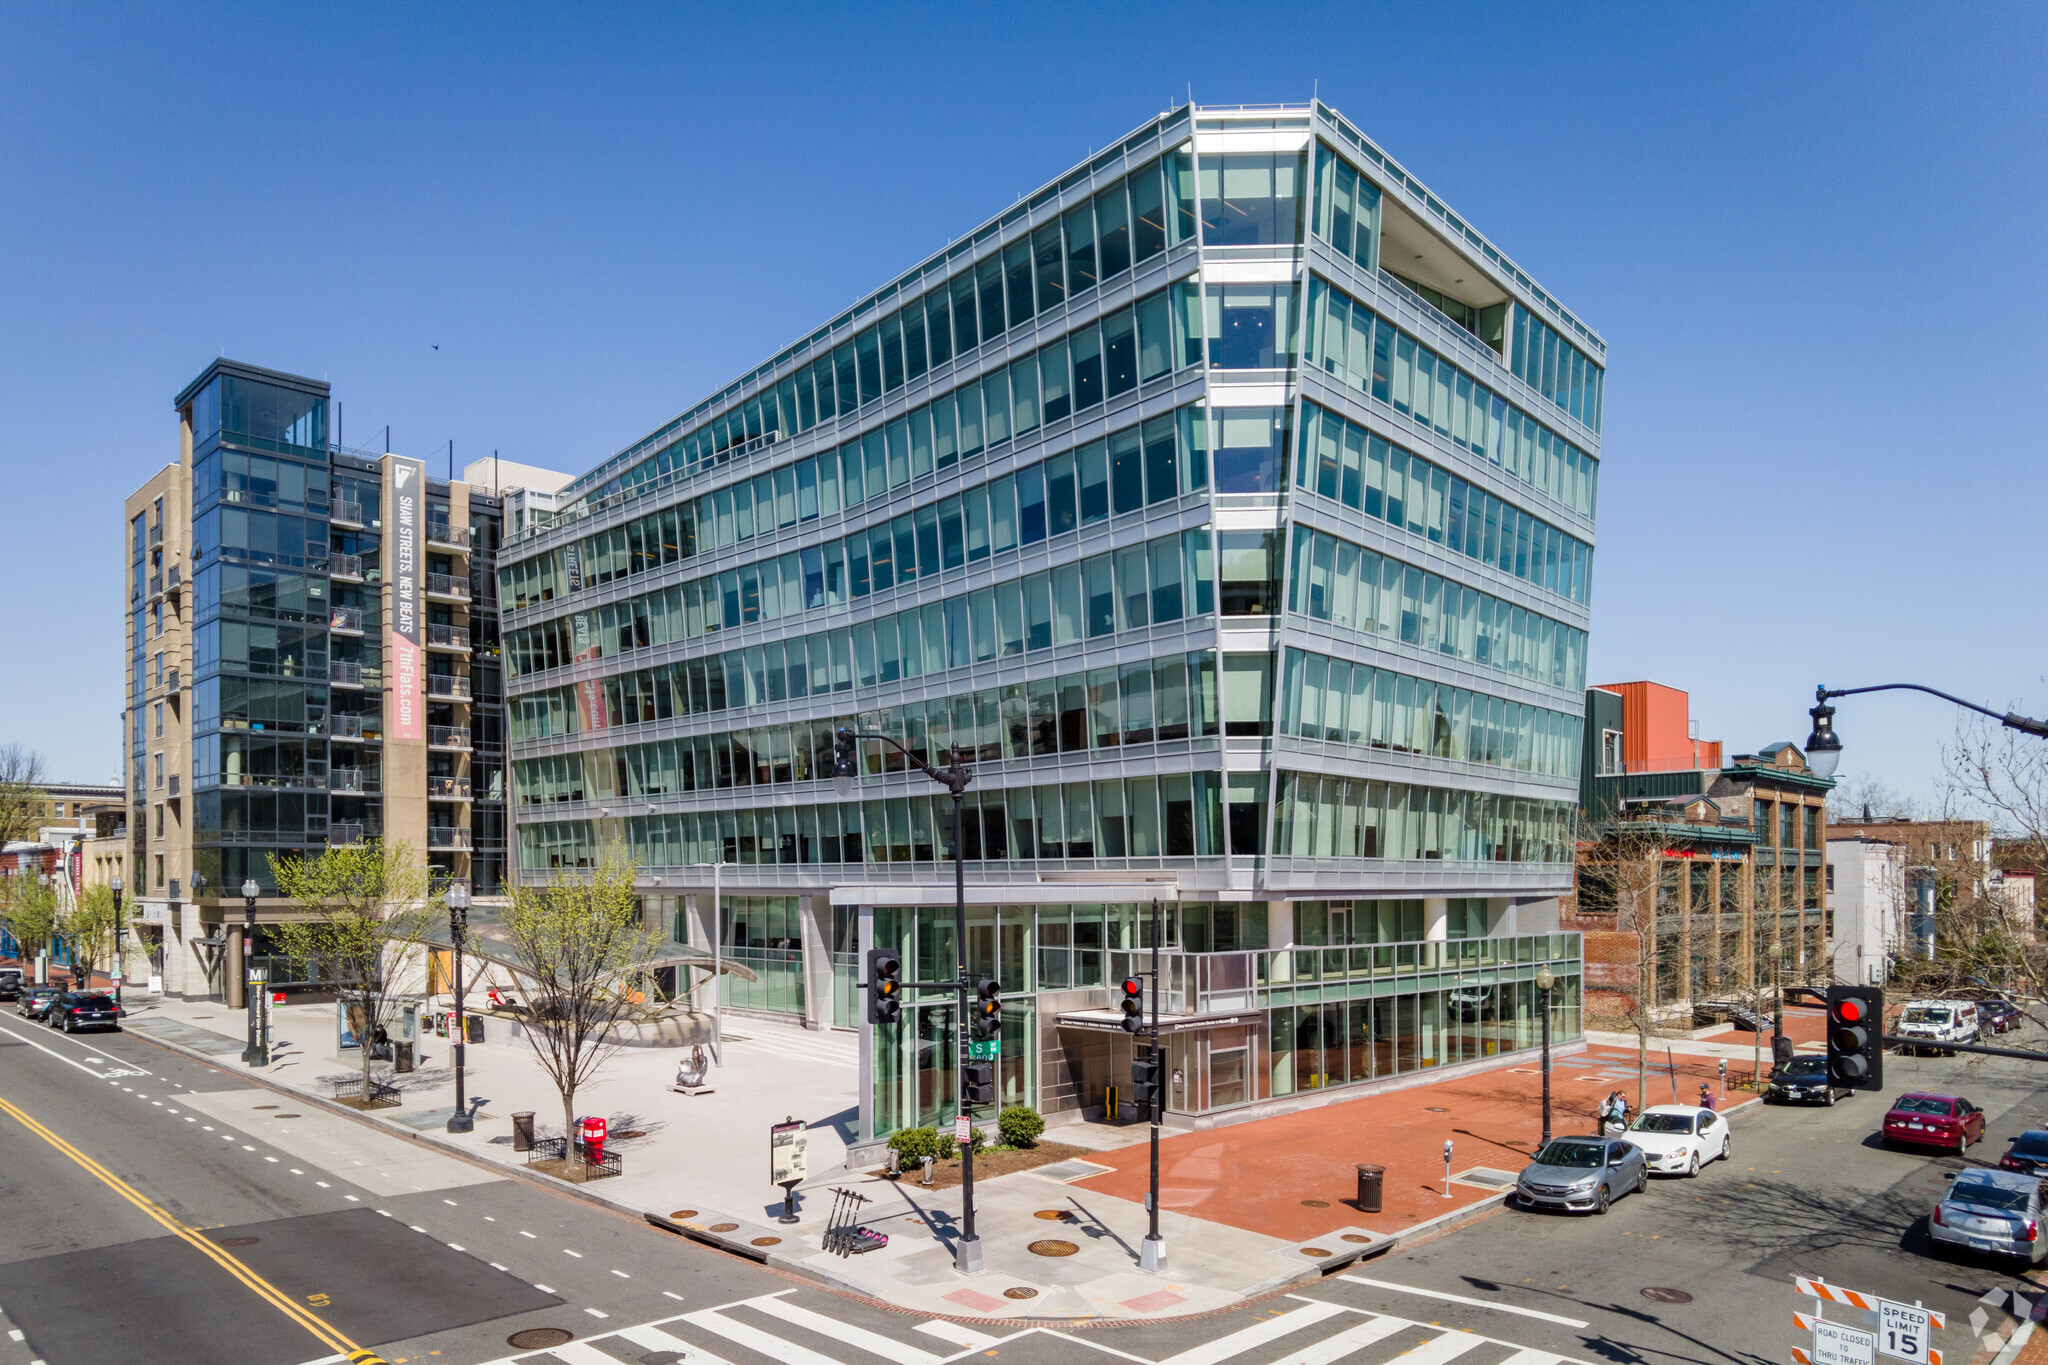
[1,873,59,976]
[58,883,121,990]
[499,846,659,1164]
[270,840,437,1102]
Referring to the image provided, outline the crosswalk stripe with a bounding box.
[1494,1349,1571,1365]
[914,1321,1001,1350]
[687,1308,847,1365]
[748,1296,940,1364]
[1341,1277,1592,1329]
[1162,1300,1351,1365]
[1396,1331,1491,1365]
[617,1323,729,1360]
[1269,1314,1411,1365]
[547,1342,634,1365]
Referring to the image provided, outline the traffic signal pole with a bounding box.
[952,783,981,1275]
[1141,896,1165,1273]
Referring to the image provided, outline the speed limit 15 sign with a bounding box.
[1879,1300,1931,1365]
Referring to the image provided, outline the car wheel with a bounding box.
[1594,1186,1611,1215]
[1686,1154,1701,1178]
[1824,1089,1837,1107]
[1635,1166,1648,1195]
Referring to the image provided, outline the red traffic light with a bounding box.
[1121,978,1142,998]
[1833,999,1865,1024]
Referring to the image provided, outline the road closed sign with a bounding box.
[1880,1302,1932,1365]
[1814,1319,1876,1365]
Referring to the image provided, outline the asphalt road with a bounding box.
[2,1007,2045,1365]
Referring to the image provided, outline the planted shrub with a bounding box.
[998,1104,1046,1149]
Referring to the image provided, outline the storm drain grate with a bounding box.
[1453,1167,1519,1190]
[1028,1240,1080,1257]
[1005,1287,1039,1300]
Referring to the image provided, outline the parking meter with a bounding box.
[1442,1139,1454,1199]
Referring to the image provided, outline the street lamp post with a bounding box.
[834,726,981,1275]
[110,875,125,1014]
[1803,682,2048,780]
[241,878,266,1067]
[1535,964,1555,1145]
[1768,936,1786,1070]
[446,882,473,1133]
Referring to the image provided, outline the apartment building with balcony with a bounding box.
[124,359,564,1003]
[497,101,1601,1140]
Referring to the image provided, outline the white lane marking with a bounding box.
[490,1262,508,1271]
[410,1226,427,1233]
[1269,1315,1411,1365]
[447,1244,465,1251]
[519,1229,536,1238]
[687,1308,844,1365]
[663,1290,685,1301]
[548,1343,621,1364]
[151,1101,162,1106]
[343,1195,358,1201]
[611,1269,630,1278]
[563,1248,582,1257]
[290,1355,346,1364]
[184,1117,195,1122]
[289,1169,303,1174]
[7,1330,22,1342]
[241,1145,256,1151]
[915,1321,1000,1350]
[265,1157,278,1163]
[584,1308,608,1319]
[1340,1276,1591,1328]
[751,1295,939,1363]
[315,1181,330,1188]
[0,1022,114,1077]
[1162,1300,1349,1365]
[483,1215,495,1221]
[443,1199,457,1205]
[376,1210,390,1217]
[1495,1350,1573,1365]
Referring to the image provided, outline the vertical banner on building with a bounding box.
[571,610,608,732]
[390,457,426,742]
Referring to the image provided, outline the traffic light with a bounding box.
[961,1061,995,1107]
[1130,1052,1162,1116]
[1826,984,1884,1091]
[970,977,1002,1041]
[832,729,859,797]
[865,948,902,1025]
[1119,976,1146,1034]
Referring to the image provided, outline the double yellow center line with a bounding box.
[0,1091,386,1364]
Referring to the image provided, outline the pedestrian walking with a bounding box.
[1699,1082,1716,1112]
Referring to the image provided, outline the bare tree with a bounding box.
[1827,771,1919,825]
[58,883,121,990]
[270,840,438,1104]
[1930,719,2048,1011]
[0,745,49,851]
[498,847,659,1167]
[1578,814,1686,1113]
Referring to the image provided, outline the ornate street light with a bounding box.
[446,881,475,1134]
[1534,964,1555,1145]
[110,874,125,1014]
[1805,683,2048,780]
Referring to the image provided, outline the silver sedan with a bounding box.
[1514,1136,1650,1215]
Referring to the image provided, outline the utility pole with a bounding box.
[1141,896,1166,1272]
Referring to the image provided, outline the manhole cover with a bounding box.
[750,1237,782,1247]
[1301,1199,1330,1208]
[1642,1287,1694,1304]
[1005,1287,1039,1300]
[1341,1234,1371,1244]
[1034,1209,1073,1221]
[669,1209,699,1220]
[1302,1247,1332,1257]
[215,1237,260,1248]
[1425,1106,1449,1112]
[507,1328,574,1349]
[708,1222,740,1233]
[1028,1240,1080,1257]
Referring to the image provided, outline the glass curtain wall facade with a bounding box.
[500,101,1600,1138]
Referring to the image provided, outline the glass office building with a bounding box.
[498,102,1599,1141]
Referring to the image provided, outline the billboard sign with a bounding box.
[389,457,425,741]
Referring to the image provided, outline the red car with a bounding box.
[1883,1092,1986,1154]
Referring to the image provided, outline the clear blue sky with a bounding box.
[3,5,2042,808]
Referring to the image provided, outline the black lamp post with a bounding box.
[833,726,982,1275]
[241,877,266,1067]
[1767,936,1787,1069]
[446,881,474,1134]
[1805,682,2048,780]
[1535,963,1554,1145]
[110,874,125,1014]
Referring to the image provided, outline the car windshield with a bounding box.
[1894,1096,1956,1115]
[1904,1007,1951,1024]
[2013,1133,2048,1159]
[1778,1058,1826,1078]
[1950,1181,2031,1213]
[1630,1113,1696,1134]
[1534,1141,1607,1169]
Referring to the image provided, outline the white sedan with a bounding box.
[1626,1105,1731,1177]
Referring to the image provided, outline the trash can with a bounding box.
[512,1111,536,1152]
[394,1040,415,1073]
[1355,1163,1385,1213]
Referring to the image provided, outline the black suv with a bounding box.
[49,992,120,1033]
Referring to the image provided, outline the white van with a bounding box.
[1894,999,1980,1055]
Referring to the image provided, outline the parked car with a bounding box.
[1980,1000,2023,1035]
[49,992,119,1034]
[2000,1130,2048,1178]
[1626,1105,1733,1176]
[1883,1092,1986,1154]
[1894,1000,1981,1054]
[17,986,61,1020]
[1513,1136,1649,1215]
[1931,1168,2048,1265]
[1768,1055,1852,1106]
